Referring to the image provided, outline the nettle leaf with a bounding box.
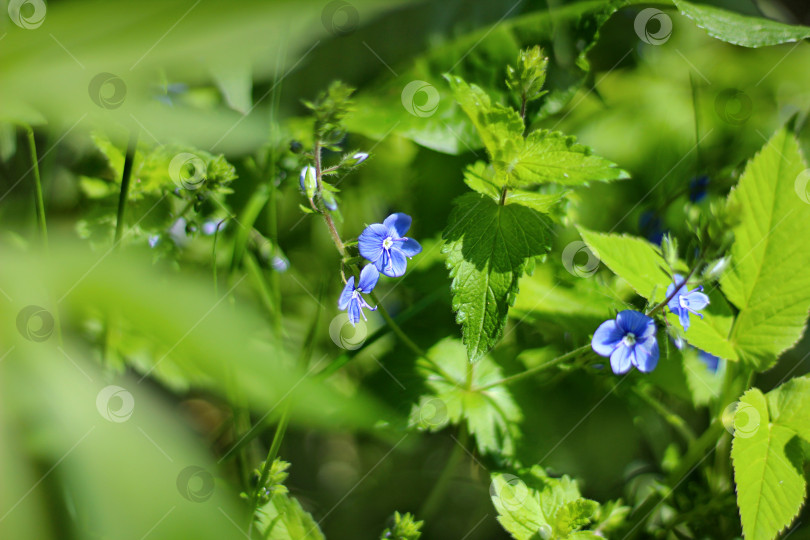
[579,229,738,361]
[409,338,521,457]
[491,466,603,540]
[443,193,553,361]
[464,161,503,200]
[674,0,810,47]
[257,491,325,540]
[720,126,810,370]
[499,129,629,187]
[731,387,806,540]
[465,161,567,214]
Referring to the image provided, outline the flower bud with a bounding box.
[299,165,317,198]
[349,152,368,166]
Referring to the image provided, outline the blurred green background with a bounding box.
[2,0,810,538]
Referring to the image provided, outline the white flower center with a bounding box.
[383,237,394,249]
[622,332,637,346]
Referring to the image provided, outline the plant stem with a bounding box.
[499,187,508,205]
[25,126,48,250]
[634,385,696,443]
[646,260,702,316]
[115,130,139,245]
[313,141,346,256]
[478,344,592,391]
[419,425,469,520]
[246,403,290,538]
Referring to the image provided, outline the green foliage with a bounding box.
[720,126,810,369]
[506,46,549,106]
[443,194,552,361]
[303,81,355,150]
[674,0,810,47]
[379,511,423,540]
[409,338,522,457]
[731,380,810,540]
[490,466,621,539]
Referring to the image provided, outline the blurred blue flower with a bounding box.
[698,350,721,373]
[639,210,666,245]
[689,175,710,202]
[351,152,369,165]
[666,274,710,331]
[358,213,422,278]
[148,235,160,248]
[592,310,659,374]
[338,265,379,325]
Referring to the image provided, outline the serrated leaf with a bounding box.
[665,289,738,361]
[731,388,806,540]
[463,161,502,200]
[674,0,810,47]
[409,338,521,456]
[766,376,810,441]
[257,492,325,540]
[720,126,810,370]
[506,190,567,215]
[443,193,552,361]
[491,466,603,540]
[499,129,629,187]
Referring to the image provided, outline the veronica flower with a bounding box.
[666,274,710,331]
[358,213,422,278]
[338,265,379,325]
[592,310,660,374]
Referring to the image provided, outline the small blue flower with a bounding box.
[338,265,379,325]
[666,274,710,331]
[689,175,710,203]
[592,310,660,374]
[351,152,369,165]
[358,213,422,278]
[639,210,666,245]
[698,350,721,373]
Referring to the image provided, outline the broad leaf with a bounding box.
[766,376,810,441]
[499,130,629,187]
[443,193,552,361]
[731,388,806,540]
[491,466,602,540]
[409,338,522,457]
[674,0,810,47]
[720,126,810,369]
[257,493,325,540]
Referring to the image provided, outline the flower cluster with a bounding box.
[339,212,422,325]
[591,274,710,375]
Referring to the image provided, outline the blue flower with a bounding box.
[689,175,710,203]
[698,350,721,373]
[338,265,379,325]
[666,274,710,331]
[592,310,660,374]
[358,213,422,278]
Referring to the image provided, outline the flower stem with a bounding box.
[634,385,696,443]
[313,140,346,256]
[646,260,703,317]
[25,126,48,251]
[478,344,592,391]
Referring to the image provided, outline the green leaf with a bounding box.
[379,511,423,540]
[463,161,502,200]
[674,0,810,47]
[578,229,671,303]
[409,338,522,457]
[498,129,629,187]
[491,466,601,540]
[665,289,738,361]
[766,376,810,441]
[720,126,810,369]
[443,193,553,361]
[505,189,566,215]
[257,492,325,540]
[731,388,806,540]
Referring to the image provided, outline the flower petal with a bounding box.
[679,309,691,331]
[338,277,354,310]
[684,290,710,311]
[382,248,408,278]
[397,238,422,257]
[347,299,361,325]
[358,223,388,263]
[358,264,380,293]
[591,319,623,356]
[383,213,411,238]
[610,344,633,374]
[634,338,659,373]
[616,310,653,337]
